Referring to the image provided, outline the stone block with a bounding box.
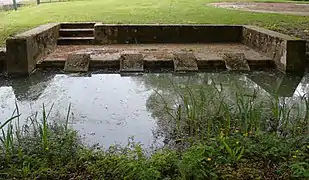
[0,47,6,71]
[195,53,226,70]
[173,53,198,72]
[242,26,307,73]
[120,54,144,72]
[223,53,250,71]
[6,23,60,75]
[64,53,90,72]
[94,23,118,44]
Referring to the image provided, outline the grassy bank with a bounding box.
[1,81,309,179]
[1,0,309,46]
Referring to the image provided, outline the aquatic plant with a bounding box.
[0,83,308,179]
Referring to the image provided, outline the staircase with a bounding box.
[57,23,95,45]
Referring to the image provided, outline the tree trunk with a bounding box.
[12,0,17,10]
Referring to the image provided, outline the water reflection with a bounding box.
[139,73,309,146]
[0,70,308,147]
[247,71,304,97]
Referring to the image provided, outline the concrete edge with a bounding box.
[0,47,6,72]
[37,56,274,72]
[15,23,60,37]
[6,23,60,75]
[242,25,307,73]
[242,25,299,40]
[94,24,242,44]
[5,23,308,74]
[94,23,243,27]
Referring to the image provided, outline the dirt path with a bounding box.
[209,2,309,16]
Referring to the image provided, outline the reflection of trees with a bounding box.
[133,73,267,144]
[132,72,307,146]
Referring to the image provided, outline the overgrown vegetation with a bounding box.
[1,79,309,179]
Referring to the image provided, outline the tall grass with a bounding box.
[154,80,309,145]
[0,103,72,163]
[0,97,308,179]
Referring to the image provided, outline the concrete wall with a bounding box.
[94,24,242,44]
[0,47,6,72]
[6,23,60,75]
[242,26,307,73]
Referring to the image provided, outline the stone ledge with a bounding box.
[242,25,307,73]
[7,23,308,74]
[94,24,242,44]
[16,23,60,37]
[0,47,6,72]
[6,23,60,75]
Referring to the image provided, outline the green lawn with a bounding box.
[0,0,309,46]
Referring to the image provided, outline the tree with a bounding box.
[12,0,17,10]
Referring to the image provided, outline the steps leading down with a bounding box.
[57,22,95,45]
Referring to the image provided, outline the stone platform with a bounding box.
[38,43,273,72]
[3,23,308,75]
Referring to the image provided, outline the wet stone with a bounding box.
[223,53,250,71]
[64,53,90,72]
[120,54,144,72]
[173,53,198,72]
[0,48,6,71]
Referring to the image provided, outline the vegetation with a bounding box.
[1,77,309,179]
[0,0,309,46]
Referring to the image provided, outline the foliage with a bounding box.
[0,113,308,179]
[0,77,309,179]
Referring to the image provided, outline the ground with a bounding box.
[0,0,309,47]
[209,2,309,16]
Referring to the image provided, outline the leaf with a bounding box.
[303,171,309,177]
[237,147,245,161]
[221,138,233,155]
[0,115,20,129]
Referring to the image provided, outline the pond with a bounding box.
[0,70,308,148]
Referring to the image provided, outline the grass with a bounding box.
[0,77,309,179]
[0,0,309,46]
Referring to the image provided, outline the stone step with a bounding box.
[60,22,96,29]
[173,53,198,72]
[120,54,144,72]
[59,29,94,37]
[64,53,90,72]
[223,53,250,71]
[57,37,94,45]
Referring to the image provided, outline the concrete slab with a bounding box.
[173,53,198,72]
[6,23,307,74]
[119,54,144,72]
[0,47,6,71]
[6,23,60,75]
[40,43,271,72]
[94,24,242,44]
[64,53,90,72]
[242,26,307,73]
[223,53,250,71]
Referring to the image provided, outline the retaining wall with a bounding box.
[0,48,6,72]
[241,26,307,73]
[94,24,242,44]
[6,23,60,75]
[4,23,308,74]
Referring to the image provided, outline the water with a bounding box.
[0,70,308,147]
